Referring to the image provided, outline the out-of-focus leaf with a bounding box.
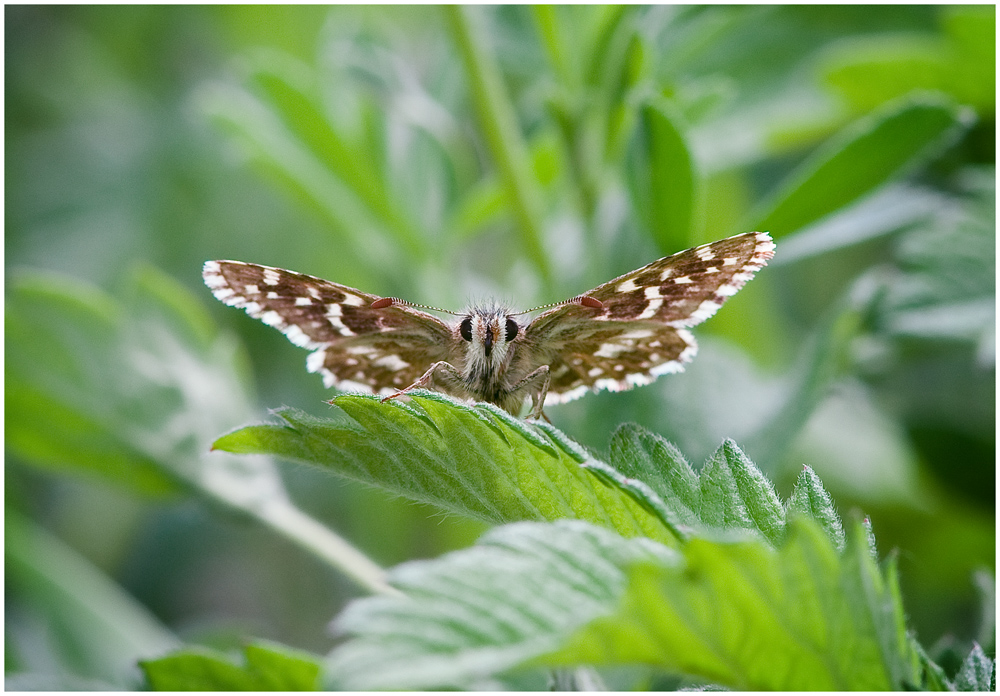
[769,184,941,265]
[819,8,994,116]
[329,516,917,691]
[5,273,180,496]
[6,266,391,594]
[194,80,408,274]
[446,5,551,284]
[874,176,995,362]
[749,93,974,237]
[6,511,180,688]
[242,51,424,254]
[142,641,322,691]
[626,98,698,254]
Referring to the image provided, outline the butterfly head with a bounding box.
[459,303,520,369]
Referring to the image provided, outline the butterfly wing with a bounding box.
[523,232,774,402]
[203,261,453,395]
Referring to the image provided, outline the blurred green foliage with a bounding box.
[6,4,994,689]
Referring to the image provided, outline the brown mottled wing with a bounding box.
[203,261,452,395]
[523,232,774,402]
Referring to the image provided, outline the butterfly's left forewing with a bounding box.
[525,231,774,402]
[203,261,452,394]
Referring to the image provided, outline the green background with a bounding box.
[6,5,994,688]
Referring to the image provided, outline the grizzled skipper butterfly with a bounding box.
[204,231,774,419]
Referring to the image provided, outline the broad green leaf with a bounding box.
[213,393,676,544]
[749,93,974,237]
[6,511,180,687]
[328,517,918,691]
[912,637,953,691]
[596,430,838,548]
[328,520,675,690]
[626,98,698,254]
[142,641,322,691]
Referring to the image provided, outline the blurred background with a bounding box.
[6,5,994,689]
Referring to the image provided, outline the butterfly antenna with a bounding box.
[370,297,462,315]
[511,295,603,316]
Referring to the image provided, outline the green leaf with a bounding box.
[142,641,322,691]
[749,93,974,237]
[954,642,995,692]
[6,511,180,687]
[698,439,784,545]
[445,5,551,285]
[818,8,995,116]
[328,520,674,690]
[626,98,699,253]
[213,394,676,544]
[328,516,918,690]
[6,267,391,595]
[5,273,180,496]
[243,50,425,255]
[786,465,846,551]
[875,178,995,356]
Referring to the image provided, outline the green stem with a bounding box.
[446,5,552,287]
[254,498,400,597]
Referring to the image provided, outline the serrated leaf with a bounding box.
[786,465,846,550]
[213,394,676,543]
[141,641,321,691]
[954,642,994,692]
[607,423,700,525]
[329,517,917,691]
[328,520,675,690]
[699,440,784,544]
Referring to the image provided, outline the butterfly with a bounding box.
[203,231,774,419]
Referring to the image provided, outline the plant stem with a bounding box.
[446,5,552,287]
[255,498,401,596]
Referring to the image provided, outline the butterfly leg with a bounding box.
[381,361,465,404]
[506,365,551,421]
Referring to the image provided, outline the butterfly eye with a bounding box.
[460,316,473,342]
[505,318,519,342]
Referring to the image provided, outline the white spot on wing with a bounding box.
[618,278,640,292]
[595,343,628,358]
[374,354,410,371]
[636,298,663,320]
[295,296,312,306]
[263,269,281,286]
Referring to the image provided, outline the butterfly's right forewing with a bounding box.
[203,261,453,394]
